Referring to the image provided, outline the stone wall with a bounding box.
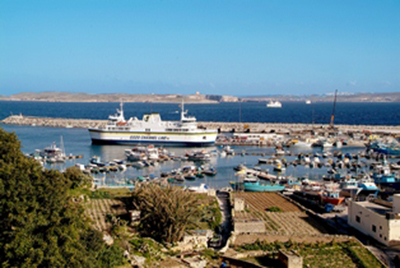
[234,219,266,234]
[3,115,400,135]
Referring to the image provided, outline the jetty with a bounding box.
[2,114,400,136]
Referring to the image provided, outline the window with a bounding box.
[380,226,382,230]
[356,216,360,223]
[372,225,376,232]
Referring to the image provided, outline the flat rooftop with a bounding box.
[356,201,391,216]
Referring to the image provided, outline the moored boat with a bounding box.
[187,183,209,193]
[367,141,400,156]
[321,189,345,206]
[230,179,285,192]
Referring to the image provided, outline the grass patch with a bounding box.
[195,195,222,231]
[266,206,282,212]
[129,236,164,261]
[237,240,384,268]
[72,188,133,200]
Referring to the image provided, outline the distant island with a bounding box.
[1,91,399,103]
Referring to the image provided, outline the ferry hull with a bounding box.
[89,129,218,147]
[91,138,215,147]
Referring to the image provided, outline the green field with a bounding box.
[239,240,384,268]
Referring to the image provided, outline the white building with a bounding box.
[348,194,400,246]
[232,133,284,142]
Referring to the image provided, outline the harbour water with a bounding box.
[1,101,400,125]
[1,124,368,189]
[1,101,399,189]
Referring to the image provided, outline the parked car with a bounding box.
[208,233,223,248]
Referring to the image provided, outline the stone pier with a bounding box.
[1,115,400,135]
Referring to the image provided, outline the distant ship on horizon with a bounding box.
[88,102,218,146]
[266,100,282,108]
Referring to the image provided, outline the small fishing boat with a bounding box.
[258,158,270,164]
[184,174,196,181]
[221,145,235,155]
[321,189,345,206]
[233,163,247,171]
[273,163,286,172]
[90,156,106,167]
[187,183,209,193]
[339,178,359,197]
[174,175,185,182]
[372,160,400,191]
[203,167,217,176]
[292,140,313,148]
[367,142,400,156]
[186,150,211,162]
[195,172,204,178]
[230,179,285,192]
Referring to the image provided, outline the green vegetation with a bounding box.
[129,236,164,261]
[72,187,133,200]
[197,198,222,231]
[0,128,126,267]
[266,206,283,212]
[63,166,92,189]
[132,184,201,244]
[201,248,220,260]
[237,240,384,268]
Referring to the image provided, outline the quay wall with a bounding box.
[1,115,400,135]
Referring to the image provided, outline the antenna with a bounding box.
[329,89,338,128]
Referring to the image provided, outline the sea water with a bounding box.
[1,101,398,189]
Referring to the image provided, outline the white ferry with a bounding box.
[88,102,218,146]
[266,100,282,108]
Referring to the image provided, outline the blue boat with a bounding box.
[230,179,285,192]
[372,162,400,192]
[367,142,400,156]
[373,173,400,191]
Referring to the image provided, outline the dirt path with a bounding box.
[216,190,233,248]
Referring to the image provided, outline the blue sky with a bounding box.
[1,0,399,96]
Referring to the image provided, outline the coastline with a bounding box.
[1,91,400,103]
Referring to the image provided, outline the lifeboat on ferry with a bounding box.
[116,122,127,126]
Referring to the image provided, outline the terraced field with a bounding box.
[233,192,329,235]
[85,199,126,231]
[233,192,301,212]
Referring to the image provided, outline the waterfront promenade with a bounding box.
[2,114,400,135]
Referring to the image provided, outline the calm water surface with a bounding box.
[1,101,397,189]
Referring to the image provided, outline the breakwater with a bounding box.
[2,115,400,135]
